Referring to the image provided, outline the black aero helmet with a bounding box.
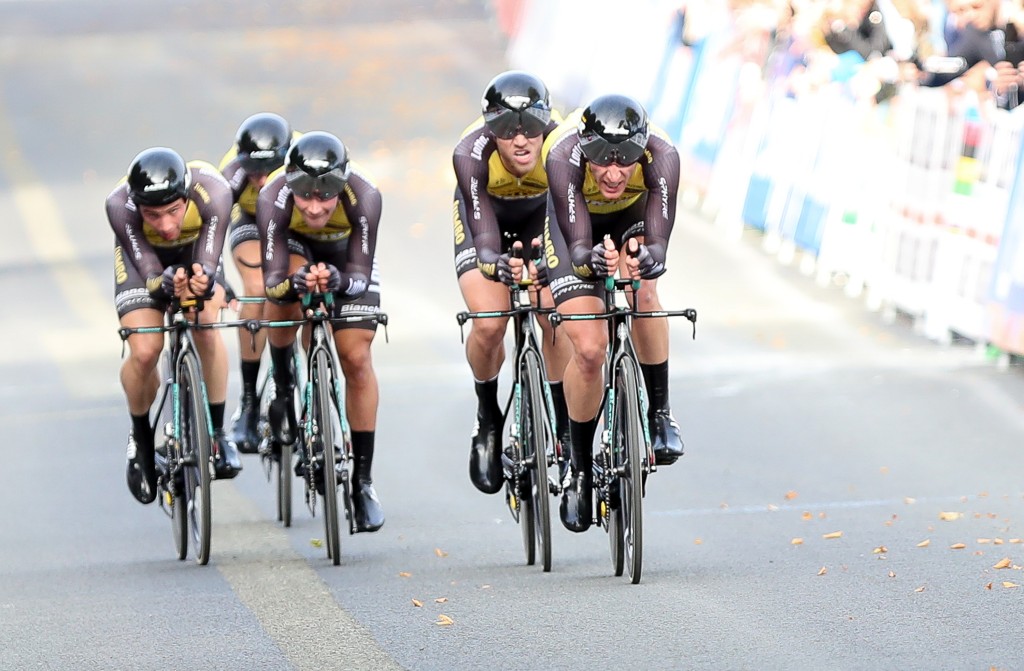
[127,147,191,207]
[481,70,552,139]
[235,112,292,174]
[577,94,650,167]
[284,131,351,200]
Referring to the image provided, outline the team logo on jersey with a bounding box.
[452,200,465,245]
[542,217,559,269]
[194,183,211,204]
[114,246,128,285]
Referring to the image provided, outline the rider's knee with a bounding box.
[129,335,163,371]
[471,317,508,347]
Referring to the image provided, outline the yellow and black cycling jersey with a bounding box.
[105,160,232,287]
[542,108,681,277]
[219,130,303,217]
[451,110,562,275]
[257,163,382,303]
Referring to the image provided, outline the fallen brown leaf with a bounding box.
[802,512,812,521]
[435,597,448,603]
[939,511,963,522]
[435,548,449,558]
[978,538,992,544]
[411,599,423,607]
[694,538,703,545]
[1010,539,1023,544]
[914,585,925,592]
[784,490,798,500]
[822,531,843,540]
[398,571,412,578]
[986,582,993,590]
[1002,582,1020,589]
[873,546,888,554]
[993,558,1012,569]
[888,571,896,578]
[950,543,967,550]
[310,538,323,548]
[791,538,804,545]
[435,614,454,626]
[817,566,828,576]
[917,539,931,548]
[994,538,1005,545]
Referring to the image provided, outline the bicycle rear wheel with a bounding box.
[180,351,213,566]
[613,356,645,584]
[314,347,341,565]
[521,349,552,572]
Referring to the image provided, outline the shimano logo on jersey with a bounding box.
[566,183,576,225]
[205,216,218,254]
[359,216,369,255]
[125,224,142,260]
[144,180,170,192]
[660,177,669,218]
[265,220,276,260]
[470,176,482,220]
[471,135,488,161]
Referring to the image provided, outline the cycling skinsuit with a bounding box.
[219,130,302,253]
[257,163,382,330]
[108,161,232,317]
[541,109,680,305]
[451,114,559,279]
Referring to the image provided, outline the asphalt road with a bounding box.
[1,2,1023,670]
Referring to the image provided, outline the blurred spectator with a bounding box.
[822,0,895,59]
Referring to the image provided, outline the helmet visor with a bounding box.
[579,132,647,167]
[285,166,350,200]
[484,106,551,139]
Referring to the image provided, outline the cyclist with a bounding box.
[542,94,684,532]
[219,112,296,454]
[257,131,386,533]
[452,70,573,495]
[108,147,243,505]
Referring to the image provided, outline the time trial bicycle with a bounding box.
[456,246,560,572]
[550,277,696,584]
[237,292,387,565]
[118,296,236,565]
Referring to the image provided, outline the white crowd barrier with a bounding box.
[498,0,1024,358]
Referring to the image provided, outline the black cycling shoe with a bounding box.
[126,430,157,505]
[559,468,592,533]
[650,410,685,465]
[469,415,503,494]
[352,482,385,532]
[213,431,243,479]
[228,391,260,454]
[269,390,297,446]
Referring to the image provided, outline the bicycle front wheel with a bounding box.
[521,349,552,572]
[613,356,645,584]
[180,350,213,566]
[314,347,341,566]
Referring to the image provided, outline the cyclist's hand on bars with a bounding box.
[496,242,524,285]
[627,239,666,280]
[158,265,182,299]
[187,263,214,299]
[528,237,547,286]
[590,236,618,277]
[291,264,313,296]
